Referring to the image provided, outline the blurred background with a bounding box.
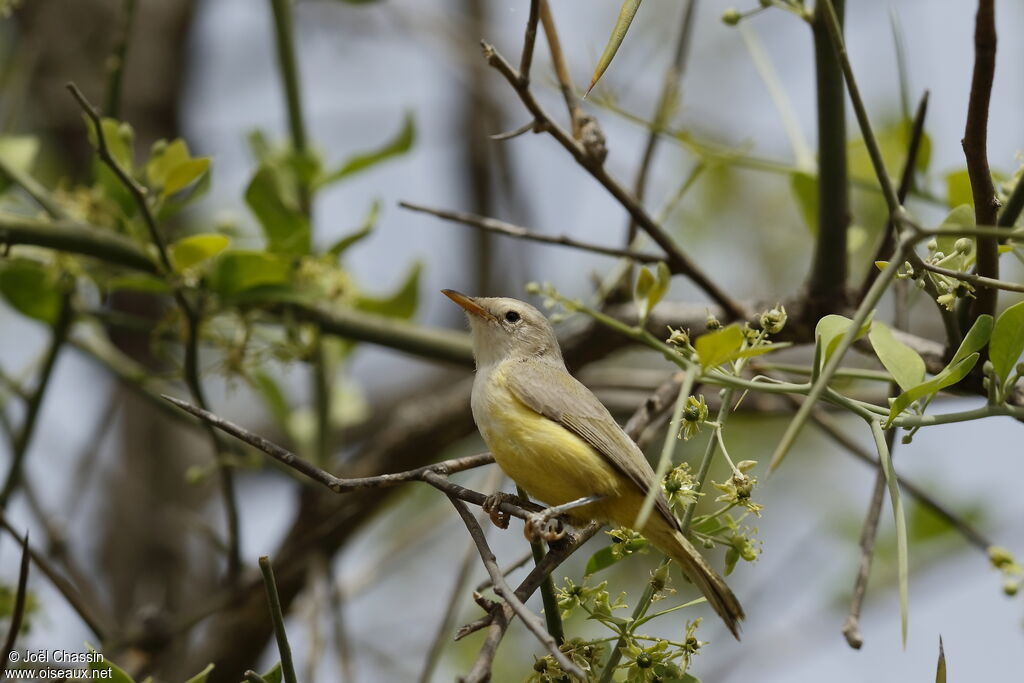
[1,0,1023,681]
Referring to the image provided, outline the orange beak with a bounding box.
[442,289,496,322]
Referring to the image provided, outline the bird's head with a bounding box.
[443,290,562,368]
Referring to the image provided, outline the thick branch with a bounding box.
[0,214,158,273]
[963,0,999,324]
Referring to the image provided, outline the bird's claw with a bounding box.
[482,491,517,529]
[524,509,567,543]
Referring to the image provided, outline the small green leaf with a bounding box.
[875,261,889,270]
[815,314,873,367]
[87,644,135,683]
[584,545,621,576]
[262,662,283,683]
[328,200,379,259]
[634,266,655,322]
[146,139,190,189]
[245,164,310,255]
[990,301,1024,385]
[934,204,975,257]
[0,259,62,324]
[86,118,134,171]
[886,353,979,427]
[694,324,745,369]
[951,313,993,366]
[946,168,973,208]
[868,321,926,391]
[354,262,420,319]
[935,637,946,683]
[790,170,818,232]
[169,233,230,273]
[210,251,291,297]
[0,135,40,192]
[317,113,415,187]
[164,157,211,196]
[185,663,215,683]
[587,0,643,95]
[731,341,791,361]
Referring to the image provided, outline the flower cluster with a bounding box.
[662,463,700,510]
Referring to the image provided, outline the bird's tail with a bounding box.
[642,516,745,639]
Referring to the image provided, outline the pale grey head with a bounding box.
[443,290,563,368]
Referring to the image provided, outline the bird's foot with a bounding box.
[481,491,518,529]
[524,509,567,543]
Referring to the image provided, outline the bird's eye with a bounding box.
[504,310,521,323]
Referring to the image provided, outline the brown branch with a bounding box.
[918,262,1024,294]
[437,479,585,681]
[0,531,30,679]
[519,0,540,84]
[400,200,666,264]
[481,41,749,321]
[537,0,589,143]
[963,0,999,325]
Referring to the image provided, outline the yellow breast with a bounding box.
[471,362,625,509]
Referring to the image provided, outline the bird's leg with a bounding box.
[525,495,604,543]
[481,491,522,529]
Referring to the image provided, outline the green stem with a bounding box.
[269,0,308,156]
[517,485,564,646]
[0,159,68,219]
[0,293,73,506]
[258,556,299,683]
[0,214,157,273]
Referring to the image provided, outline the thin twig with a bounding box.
[0,292,73,506]
[537,0,586,138]
[400,201,665,263]
[0,531,30,679]
[0,516,109,640]
[440,486,585,681]
[626,0,697,244]
[481,41,748,320]
[962,0,999,325]
[519,0,540,84]
[918,261,1024,294]
[259,556,299,683]
[103,0,138,118]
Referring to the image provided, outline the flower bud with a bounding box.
[525,281,541,295]
[721,8,741,25]
[705,314,721,331]
[760,304,787,334]
[954,237,973,255]
[989,545,1015,569]
[1004,580,1020,597]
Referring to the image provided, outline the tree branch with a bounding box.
[963,0,998,326]
[400,200,666,264]
[0,213,158,273]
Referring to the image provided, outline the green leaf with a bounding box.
[872,421,909,648]
[694,324,745,370]
[87,644,135,683]
[210,251,292,297]
[164,157,211,196]
[587,0,643,95]
[935,637,946,683]
[868,321,926,391]
[990,301,1024,385]
[731,341,791,361]
[951,313,993,366]
[245,164,310,255]
[169,233,230,273]
[790,171,818,232]
[86,118,134,171]
[185,663,215,683]
[262,662,283,683]
[849,120,930,184]
[146,139,190,189]
[317,113,415,187]
[328,200,379,259]
[885,353,979,427]
[815,314,873,367]
[584,545,621,576]
[354,262,420,319]
[934,204,975,257]
[946,168,973,208]
[0,259,62,324]
[0,135,40,192]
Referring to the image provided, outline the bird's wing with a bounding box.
[505,361,679,530]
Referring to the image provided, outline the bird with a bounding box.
[443,289,745,638]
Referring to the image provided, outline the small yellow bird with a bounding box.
[443,290,744,637]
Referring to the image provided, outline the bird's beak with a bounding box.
[442,289,496,322]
